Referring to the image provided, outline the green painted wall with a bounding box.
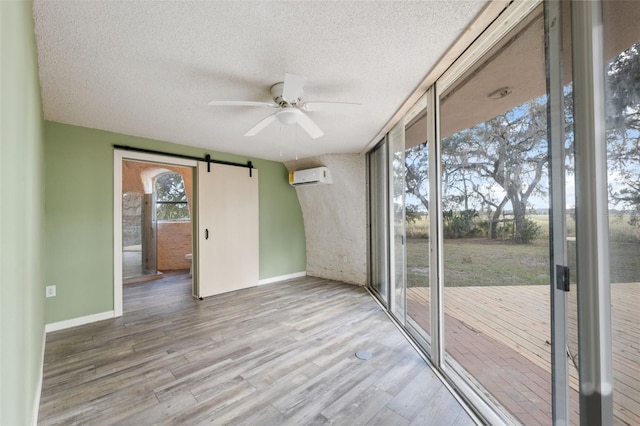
[44,122,306,323]
[1,0,46,424]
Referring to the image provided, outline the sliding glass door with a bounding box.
[369,140,389,303]
[437,5,566,423]
[603,3,640,422]
[389,121,406,322]
[403,99,432,349]
[366,1,638,423]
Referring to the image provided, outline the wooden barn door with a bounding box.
[196,162,259,298]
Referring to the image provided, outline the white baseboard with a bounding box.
[45,311,115,333]
[258,271,306,285]
[32,329,46,426]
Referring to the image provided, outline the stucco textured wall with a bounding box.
[286,154,367,285]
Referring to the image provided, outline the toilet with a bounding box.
[184,253,192,276]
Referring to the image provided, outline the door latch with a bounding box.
[556,265,570,292]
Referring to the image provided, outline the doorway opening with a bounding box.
[114,150,198,316]
[122,160,194,285]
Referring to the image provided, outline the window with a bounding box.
[155,172,190,221]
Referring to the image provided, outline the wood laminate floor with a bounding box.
[38,273,475,425]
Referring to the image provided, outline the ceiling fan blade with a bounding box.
[301,101,361,113]
[208,100,278,108]
[297,112,324,139]
[282,73,306,102]
[244,113,278,136]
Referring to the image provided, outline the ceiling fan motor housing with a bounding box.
[271,82,301,106]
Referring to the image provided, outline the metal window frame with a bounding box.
[434,1,556,424]
[570,1,614,423]
[366,137,391,306]
[388,120,407,323]
[545,1,571,423]
[361,0,623,423]
[428,85,444,369]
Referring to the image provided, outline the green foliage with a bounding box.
[607,42,640,218]
[609,213,640,243]
[520,218,541,244]
[476,219,490,235]
[155,172,190,221]
[440,95,550,244]
[443,209,485,238]
[405,204,423,225]
[607,42,640,130]
[404,144,430,213]
[406,237,639,288]
[495,222,513,240]
[405,214,429,239]
[406,238,551,287]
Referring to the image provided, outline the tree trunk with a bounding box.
[490,209,501,239]
[512,198,526,243]
[489,196,509,240]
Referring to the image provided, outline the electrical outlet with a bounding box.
[46,285,56,298]
[343,256,348,263]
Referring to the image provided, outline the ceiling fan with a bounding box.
[208,73,359,139]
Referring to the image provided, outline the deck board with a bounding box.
[407,282,639,425]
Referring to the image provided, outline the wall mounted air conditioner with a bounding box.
[289,167,332,186]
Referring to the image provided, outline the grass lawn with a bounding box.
[406,237,640,287]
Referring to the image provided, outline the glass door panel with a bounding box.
[142,191,158,275]
[122,160,159,281]
[439,6,554,423]
[548,2,579,421]
[405,106,431,345]
[122,190,144,278]
[369,140,390,303]
[603,3,640,423]
[563,80,580,424]
[389,121,406,322]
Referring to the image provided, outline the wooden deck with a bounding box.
[407,283,639,425]
[38,273,474,425]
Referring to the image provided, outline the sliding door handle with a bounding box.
[205,229,209,240]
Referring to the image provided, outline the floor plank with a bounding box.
[39,272,473,425]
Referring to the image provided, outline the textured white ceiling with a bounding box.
[33,0,488,162]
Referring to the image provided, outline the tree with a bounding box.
[441,98,549,243]
[405,143,429,213]
[606,42,640,131]
[155,172,190,220]
[606,41,640,226]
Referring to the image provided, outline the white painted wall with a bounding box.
[285,154,367,285]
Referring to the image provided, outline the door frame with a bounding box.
[367,0,573,423]
[545,1,570,422]
[434,2,554,424]
[113,149,197,317]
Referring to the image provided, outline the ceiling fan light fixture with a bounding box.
[209,73,352,139]
[276,108,302,126]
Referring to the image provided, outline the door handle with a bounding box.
[556,265,570,291]
[205,229,209,240]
